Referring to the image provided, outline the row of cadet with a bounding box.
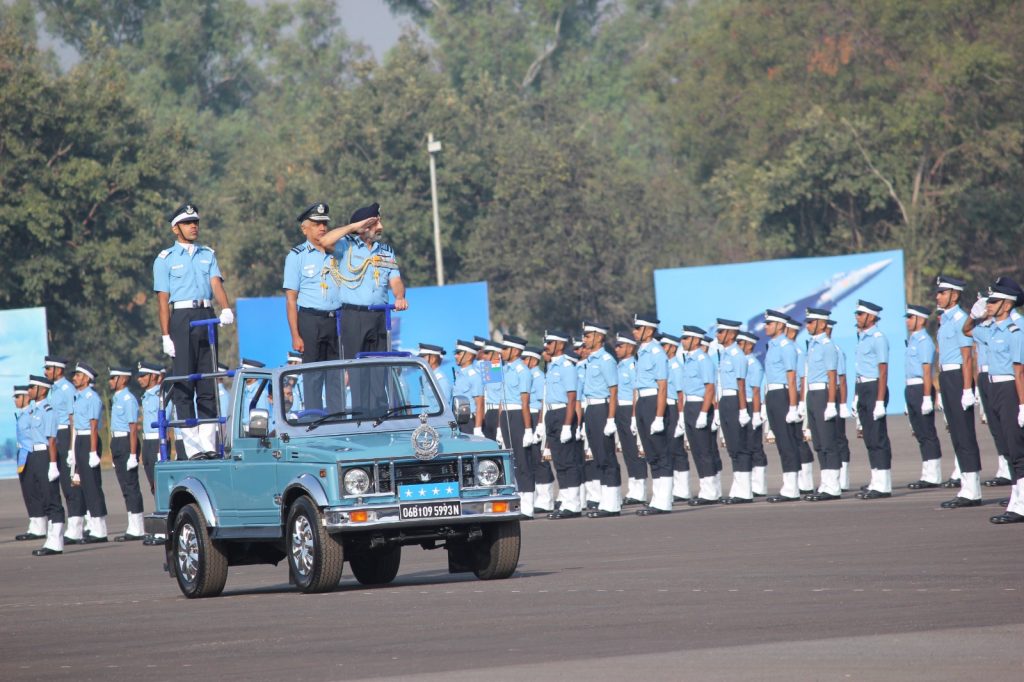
[418,275,1024,525]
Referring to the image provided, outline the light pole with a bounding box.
[427,132,444,287]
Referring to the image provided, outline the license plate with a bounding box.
[399,501,462,520]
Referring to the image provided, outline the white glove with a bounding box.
[650,416,665,434]
[473,427,483,437]
[974,388,981,406]
[496,430,505,448]
[852,392,859,413]
[797,401,807,419]
[127,453,139,470]
[88,451,100,468]
[752,411,763,429]
[48,462,60,481]
[629,416,637,436]
[673,420,685,438]
[575,425,584,441]
[711,411,720,431]
[560,425,572,443]
[839,404,850,419]
[802,427,812,442]
[219,308,234,326]
[521,431,533,449]
[603,418,616,437]
[66,450,75,468]
[738,409,751,427]
[533,425,544,445]
[785,406,800,423]
[162,335,175,357]
[824,403,837,421]
[695,411,708,429]
[936,393,945,412]
[872,402,885,420]
[961,389,975,410]
[1018,404,1024,429]
[969,296,987,319]
[921,396,934,415]
[759,405,767,422]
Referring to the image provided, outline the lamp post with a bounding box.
[427,132,444,287]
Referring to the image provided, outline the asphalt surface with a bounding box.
[1,415,1022,681]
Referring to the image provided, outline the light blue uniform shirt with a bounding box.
[794,339,807,382]
[110,387,139,432]
[937,306,972,366]
[72,387,103,429]
[544,356,577,405]
[744,353,764,403]
[764,336,797,384]
[805,333,838,384]
[153,243,222,302]
[453,365,484,400]
[905,329,935,380]
[282,241,343,310]
[718,343,747,391]
[635,340,668,390]
[576,359,587,396]
[29,398,57,446]
[218,383,231,417]
[432,367,453,407]
[667,355,684,401]
[142,385,160,435]
[976,336,988,371]
[240,381,270,427]
[334,235,401,306]
[528,366,544,411]
[855,326,889,379]
[972,318,1024,376]
[582,348,618,399]
[682,350,715,396]
[50,376,75,426]
[617,357,636,404]
[289,376,305,413]
[502,358,532,405]
[484,362,503,406]
[16,407,32,468]
[836,343,847,382]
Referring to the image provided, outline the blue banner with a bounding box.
[654,250,907,413]
[0,307,49,479]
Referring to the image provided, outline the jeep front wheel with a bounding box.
[286,496,343,593]
[473,520,521,580]
[349,546,401,585]
[172,503,229,598]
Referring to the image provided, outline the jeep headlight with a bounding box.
[343,468,371,495]
[476,458,500,486]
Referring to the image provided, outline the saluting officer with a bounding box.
[825,319,854,490]
[70,363,109,541]
[678,326,718,506]
[522,346,554,514]
[737,332,769,496]
[136,362,163,501]
[712,319,752,503]
[631,316,671,515]
[108,367,144,541]
[904,305,944,489]
[43,356,83,540]
[453,340,485,435]
[662,333,691,502]
[934,276,983,506]
[15,384,46,542]
[416,344,452,406]
[25,376,65,556]
[498,336,536,516]
[153,202,233,457]
[763,309,802,502]
[579,322,621,517]
[852,300,894,500]
[543,332,583,518]
[802,308,841,501]
[613,332,646,506]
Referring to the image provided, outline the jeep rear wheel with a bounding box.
[286,496,343,593]
[172,503,228,599]
[473,520,521,580]
[349,546,401,585]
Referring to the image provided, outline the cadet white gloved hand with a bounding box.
[650,416,665,434]
[759,405,767,422]
[1018,404,1024,429]
[738,409,751,427]
[802,427,812,442]
[162,335,175,358]
[752,411,763,429]
[533,424,544,445]
[961,388,975,410]
[521,432,533,449]
[852,392,859,413]
[127,453,139,470]
[823,403,837,421]
[673,419,685,438]
[48,462,60,482]
[969,296,988,319]
[785,405,800,423]
[495,430,505,448]
[797,401,807,419]
[575,425,584,441]
[711,411,720,431]
[560,424,572,443]
[88,451,100,468]
[603,418,616,437]
[696,411,709,429]
[872,402,885,420]
[219,308,234,326]
[839,403,850,419]
[936,393,944,412]
[66,450,75,468]
[629,416,638,436]
[473,427,484,437]
[921,395,934,415]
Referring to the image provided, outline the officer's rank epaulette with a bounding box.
[1010,324,1020,333]
[157,249,171,259]
[873,331,883,337]
[290,245,304,254]
[779,339,789,346]
[202,245,215,254]
[821,337,831,344]
[379,242,394,254]
[42,404,52,411]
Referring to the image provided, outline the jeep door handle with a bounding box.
[232,454,242,461]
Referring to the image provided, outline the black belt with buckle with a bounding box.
[340,303,376,312]
[298,307,337,318]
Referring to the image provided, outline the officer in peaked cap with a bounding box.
[613,331,647,506]
[632,315,672,514]
[417,343,452,406]
[801,308,841,501]
[715,319,754,503]
[737,331,769,496]
[42,355,84,539]
[762,309,803,501]
[851,300,894,499]
[824,318,853,490]
[499,336,537,516]
[453,340,485,435]
[903,305,944,489]
[543,331,583,518]
[660,332,690,502]
[579,321,622,517]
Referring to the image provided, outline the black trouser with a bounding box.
[710,405,723,472]
[56,427,84,516]
[584,402,620,487]
[483,408,500,441]
[665,403,689,473]
[26,450,65,524]
[977,373,1008,460]
[169,307,217,420]
[806,389,839,470]
[615,406,647,480]
[297,308,344,412]
[796,424,814,465]
[986,380,1024,481]
[855,381,892,470]
[532,410,554,485]
[546,408,582,488]
[174,436,186,461]
[750,406,768,468]
[683,402,716,479]
[73,434,107,517]
[110,436,144,514]
[765,389,801,473]
[938,369,981,473]
[340,307,388,412]
[636,395,670,477]
[834,400,851,464]
[499,409,535,493]
[905,384,942,462]
[142,437,159,496]
[719,395,751,473]
[19,453,45,518]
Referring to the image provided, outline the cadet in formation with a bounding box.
[632,315,672,515]
[70,363,110,541]
[13,384,42,542]
[904,304,944,489]
[852,300,894,500]
[679,326,718,506]
[661,332,690,502]
[452,339,485,436]
[579,322,622,517]
[542,331,582,519]
[613,332,647,506]
[714,319,753,504]
[762,310,802,502]
[25,376,65,556]
[737,331,769,496]
[108,366,145,541]
[802,308,841,501]
[416,344,451,406]
[43,356,83,541]
[522,345,555,514]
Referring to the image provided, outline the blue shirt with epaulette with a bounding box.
[29,398,57,446]
[218,383,231,417]
[240,381,270,427]
[72,386,103,429]
[453,365,484,402]
[142,385,160,435]
[110,387,139,433]
[617,357,636,403]
[153,242,222,302]
[432,367,452,407]
[502,358,532,404]
[16,406,32,469]
[528,365,544,411]
[282,241,344,310]
[855,326,889,379]
[905,329,935,380]
[582,348,618,399]
[794,338,807,381]
[484,362,503,406]
[805,333,838,384]
[744,353,764,403]
[334,235,401,306]
[764,335,797,384]
[49,376,75,426]
[544,356,577,405]
[835,342,847,382]
[576,359,587,397]
[667,355,684,401]
[635,340,668,390]
[971,318,1023,376]
[682,349,715,396]
[937,306,972,366]
[718,343,748,391]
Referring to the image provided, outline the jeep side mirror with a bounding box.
[452,396,472,425]
[248,409,270,438]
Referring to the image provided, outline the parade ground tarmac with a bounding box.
[1,416,1021,681]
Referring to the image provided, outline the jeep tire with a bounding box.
[172,503,229,599]
[472,520,521,580]
[286,496,344,593]
[349,546,402,585]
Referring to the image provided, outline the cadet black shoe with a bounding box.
[855,490,891,499]
[32,547,62,556]
[805,492,841,501]
[142,535,166,545]
[622,497,646,507]
[940,496,982,508]
[82,535,108,543]
[859,484,870,492]
[63,537,83,545]
[585,500,599,510]
[766,495,800,503]
[15,533,45,541]
[907,480,939,489]
[547,509,581,520]
[688,497,719,507]
[672,495,691,503]
[799,489,814,495]
[636,507,671,516]
[721,496,753,505]
[586,509,620,518]
[753,492,767,497]
[114,534,144,542]
[940,478,960,488]
[989,511,1024,524]
[983,477,1012,487]
[998,497,1010,507]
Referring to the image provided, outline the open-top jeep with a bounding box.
[145,356,522,598]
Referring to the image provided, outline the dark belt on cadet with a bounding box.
[339,303,379,312]
[298,307,337,318]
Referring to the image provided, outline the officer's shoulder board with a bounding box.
[466,368,477,376]
[157,248,172,259]
[1010,324,1020,333]
[779,339,789,347]
[42,403,52,411]
[379,242,395,255]
[290,244,304,254]
[873,331,883,338]
[952,309,964,322]
[201,245,215,254]
[60,383,69,391]
[650,346,662,355]
[515,365,524,373]
[729,347,740,356]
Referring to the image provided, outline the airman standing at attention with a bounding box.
[43,356,83,543]
[481,340,505,443]
[70,363,109,541]
[499,336,536,517]
[522,346,553,514]
[679,326,718,506]
[25,376,65,556]
[453,340,485,436]
[700,333,724,498]
[107,367,145,541]
[543,332,582,519]
[416,344,452,406]
[784,316,816,494]
[852,301,894,500]
[904,305,944,489]
[578,322,620,518]
[574,340,600,510]
[715,319,753,504]
[632,315,672,515]
[737,332,768,496]
[662,333,691,503]
[614,332,647,506]
[136,362,163,501]
[762,309,803,502]
[802,309,841,501]
[823,319,853,490]
[13,384,43,542]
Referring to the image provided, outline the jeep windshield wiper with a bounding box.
[372,404,427,428]
[306,410,363,432]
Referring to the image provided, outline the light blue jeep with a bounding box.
[145,357,522,598]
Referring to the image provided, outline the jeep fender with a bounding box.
[282,473,330,511]
[169,477,219,527]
